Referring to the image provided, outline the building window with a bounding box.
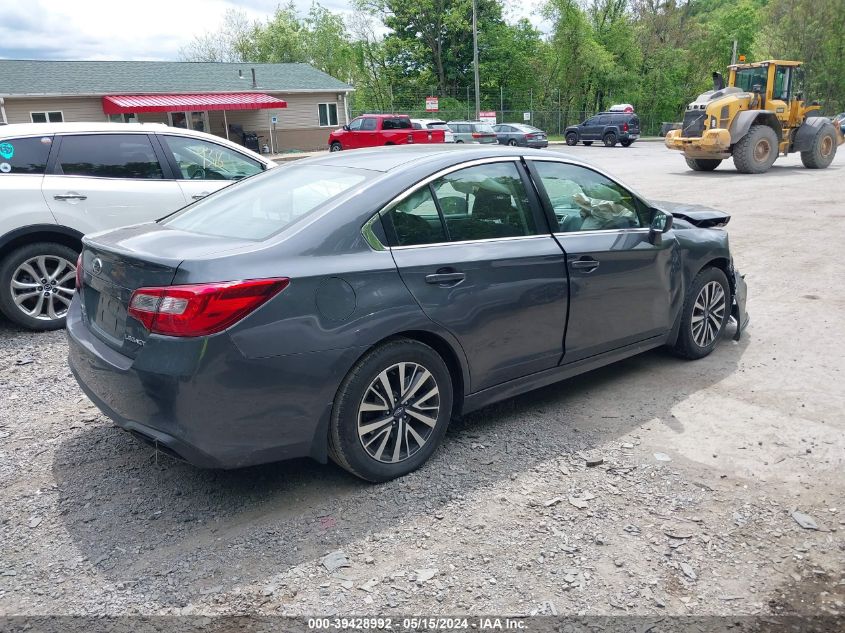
[318,103,338,127]
[108,113,139,123]
[30,111,63,123]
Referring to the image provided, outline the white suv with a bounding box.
[0,122,275,330]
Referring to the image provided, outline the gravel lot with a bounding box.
[1,143,843,618]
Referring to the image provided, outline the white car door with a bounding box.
[155,134,266,204]
[42,133,185,235]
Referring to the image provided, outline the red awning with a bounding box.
[102,93,287,114]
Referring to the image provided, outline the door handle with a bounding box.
[570,258,600,272]
[425,272,466,285]
[191,192,210,200]
[53,193,87,201]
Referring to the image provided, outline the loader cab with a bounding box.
[728,60,804,127]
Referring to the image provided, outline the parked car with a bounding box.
[446,121,498,144]
[328,114,445,151]
[492,123,548,148]
[411,119,455,143]
[0,122,275,331]
[68,145,748,482]
[835,112,845,135]
[565,112,641,147]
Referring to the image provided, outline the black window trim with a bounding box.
[47,132,170,181]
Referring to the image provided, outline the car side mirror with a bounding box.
[649,209,673,245]
[343,124,350,131]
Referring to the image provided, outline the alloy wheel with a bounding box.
[691,280,726,348]
[357,361,440,464]
[10,255,76,321]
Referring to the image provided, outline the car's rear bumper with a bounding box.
[526,140,549,148]
[66,299,355,469]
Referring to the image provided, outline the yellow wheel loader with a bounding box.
[665,60,845,173]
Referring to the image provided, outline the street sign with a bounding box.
[523,112,531,121]
[425,96,439,112]
[479,111,497,125]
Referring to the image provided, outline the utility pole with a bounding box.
[731,40,738,65]
[472,0,480,120]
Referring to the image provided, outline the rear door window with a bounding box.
[0,136,53,175]
[55,134,163,179]
[383,118,412,130]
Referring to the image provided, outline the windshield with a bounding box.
[162,165,373,240]
[734,67,768,92]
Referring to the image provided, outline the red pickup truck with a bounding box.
[328,114,445,151]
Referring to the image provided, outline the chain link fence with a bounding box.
[348,87,677,137]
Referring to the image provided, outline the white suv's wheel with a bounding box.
[0,243,78,330]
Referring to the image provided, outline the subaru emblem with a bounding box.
[92,258,103,275]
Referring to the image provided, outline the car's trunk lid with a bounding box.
[79,223,253,357]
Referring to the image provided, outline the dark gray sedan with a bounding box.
[493,123,549,148]
[67,146,748,482]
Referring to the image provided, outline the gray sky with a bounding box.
[0,0,547,61]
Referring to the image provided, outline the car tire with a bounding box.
[330,142,343,152]
[328,339,454,482]
[685,158,722,171]
[800,123,837,169]
[582,141,593,146]
[0,242,78,331]
[603,132,617,147]
[672,267,731,360]
[620,139,633,147]
[565,133,578,146]
[508,139,518,146]
[732,124,778,173]
[455,140,464,144]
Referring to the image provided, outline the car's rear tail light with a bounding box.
[526,133,537,139]
[128,278,290,337]
[75,253,83,289]
[471,133,481,139]
[623,123,629,132]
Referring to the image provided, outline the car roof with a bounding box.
[301,144,563,173]
[0,122,273,164]
[357,113,410,118]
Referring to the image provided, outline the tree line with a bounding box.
[180,0,845,127]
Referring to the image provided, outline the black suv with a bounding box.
[565,112,640,147]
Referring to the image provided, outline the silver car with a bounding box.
[447,121,498,144]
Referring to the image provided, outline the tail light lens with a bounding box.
[128,278,290,337]
[471,133,481,139]
[623,123,629,132]
[526,134,537,139]
[75,253,83,289]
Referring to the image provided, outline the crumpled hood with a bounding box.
[651,200,731,228]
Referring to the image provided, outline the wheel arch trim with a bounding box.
[729,110,782,144]
[0,224,84,257]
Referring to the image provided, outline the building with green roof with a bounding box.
[0,60,353,150]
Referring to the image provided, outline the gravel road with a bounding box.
[1,143,843,618]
